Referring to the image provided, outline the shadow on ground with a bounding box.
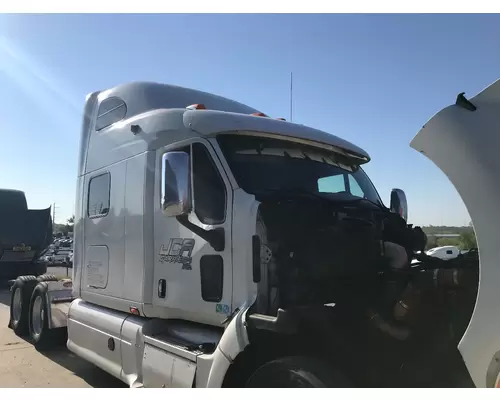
[39,344,127,388]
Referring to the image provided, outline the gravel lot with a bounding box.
[0,267,125,388]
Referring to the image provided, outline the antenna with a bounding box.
[289,72,293,122]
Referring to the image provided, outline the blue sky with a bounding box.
[0,14,499,226]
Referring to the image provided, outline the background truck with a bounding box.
[0,189,51,280]
[7,81,484,387]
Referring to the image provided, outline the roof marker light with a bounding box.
[251,112,268,117]
[186,104,207,110]
[276,118,286,121]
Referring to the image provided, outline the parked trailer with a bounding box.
[8,80,489,387]
[0,189,52,280]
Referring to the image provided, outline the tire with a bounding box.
[37,274,58,282]
[245,356,352,388]
[9,275,38,336]
[28,283,64,350]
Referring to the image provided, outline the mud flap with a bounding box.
[410,79,500,387]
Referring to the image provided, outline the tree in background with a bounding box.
[459,230,477,249]
[65,215,75,234]
[422,222,477,251]
[425,235,438,250]
[54,215,75,237]
[436,237,462,248]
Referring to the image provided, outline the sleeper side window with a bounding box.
[192,143,226,225]
[96,97,127,131]
[88,173,110,218]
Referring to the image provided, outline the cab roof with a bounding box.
[98,81,261,117]
[82,82,370,174]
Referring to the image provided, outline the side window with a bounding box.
[96,97,127,131]
[318,174,346,193]
[348,175,365,198]
[192,143,226,224]
[88,173,110,218]
[446,250,453,255]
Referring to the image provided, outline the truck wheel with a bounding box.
[28,283,62,350]
[37,274,58,282]
[9,276,38,336]
[245,356,351,388]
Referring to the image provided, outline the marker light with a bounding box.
[129,307,140,316]
[186,104,207,110]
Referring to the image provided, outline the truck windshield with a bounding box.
[217,134,383,205]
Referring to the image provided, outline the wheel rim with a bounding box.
[12,288,22,323]
[32,296,44,336]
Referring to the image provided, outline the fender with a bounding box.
[196,302,253,388]
[43,280,74,329]
[410,79,500,387]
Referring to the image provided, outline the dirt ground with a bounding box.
[0,267,126,388]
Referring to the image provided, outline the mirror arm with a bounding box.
[176,215,225,252]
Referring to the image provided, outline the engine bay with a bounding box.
[249,193,479,387]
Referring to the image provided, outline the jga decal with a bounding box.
[159,238,195,270]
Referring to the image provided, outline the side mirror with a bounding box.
[390,188,408,221]
[161,151,192,217]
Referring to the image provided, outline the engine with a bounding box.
[257,195,477,344]
[259,197,403,305]
[274,217,385,308]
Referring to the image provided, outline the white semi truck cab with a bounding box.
[8,81,487,387]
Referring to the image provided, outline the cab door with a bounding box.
[152,139,233,326]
